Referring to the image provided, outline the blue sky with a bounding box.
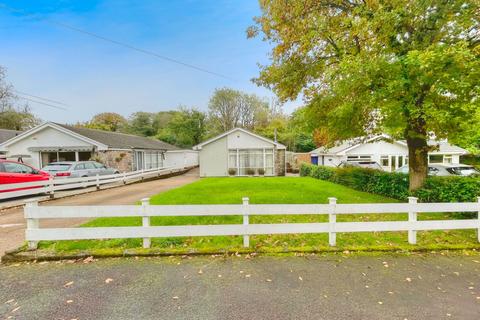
[0,0,298,123]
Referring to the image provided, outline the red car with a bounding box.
[0,160,51,191]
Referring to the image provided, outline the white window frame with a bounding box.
[228,148,275,176]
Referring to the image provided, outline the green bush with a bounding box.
[300,163,480,203]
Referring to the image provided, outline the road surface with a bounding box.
[1,254,479,319]
[0,168,199,259]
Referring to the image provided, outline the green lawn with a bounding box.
[40,177,479,253]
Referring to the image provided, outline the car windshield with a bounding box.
[446,167,479,175]
[42,164,72,172]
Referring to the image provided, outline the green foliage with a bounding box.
[301,163,480,203]
[127,112,157,136]
[252,0,480,189]
[157,107,206,147]
[0,107,39,130]
[208,87,270,133]
[85,112,127,132]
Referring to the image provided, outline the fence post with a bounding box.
[242,197,250,248]
[477,197,480,243]
[96,174,100,190]
[408,196,418,245]
[141,198,151,249]
[25,200,39,250]
[328,197,337,246]
[122,172,127,184]
[48,176,54,199]
[141,169,144,181]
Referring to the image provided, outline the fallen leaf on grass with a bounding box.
[245,274,251,278]
[266,279,272,282]
[172,296,179,300]
[11,307,20,313]
[5,299,15,304]
[378,301,383,305]
[64,281,74,288]
[105,278,113,284]
[198,270,203,274]
[66,300,73,304]
[405,278,412,282]
[298,276,303,281]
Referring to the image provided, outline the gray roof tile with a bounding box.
[56,123,178,150]
[0,129,22,143]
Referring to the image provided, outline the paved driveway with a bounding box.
[1,254,479,319]
[0,168,199,258]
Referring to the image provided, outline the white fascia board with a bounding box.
[0,122,109,150]
[193,128,286,150]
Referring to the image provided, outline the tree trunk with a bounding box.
[407,136,429,191]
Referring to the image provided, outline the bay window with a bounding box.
[228,148,274,175]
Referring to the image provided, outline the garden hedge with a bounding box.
[300,163,480,203]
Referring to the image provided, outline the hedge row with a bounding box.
[300,163,480,203]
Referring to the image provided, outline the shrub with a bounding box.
[246,168,255,175]
[228,168,236,176]
[300,163,480,203]
[258,168,265,175]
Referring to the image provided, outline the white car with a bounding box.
[396,164,479,177]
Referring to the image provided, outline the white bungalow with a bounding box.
[193,128,286,177]
[310,135,468,172]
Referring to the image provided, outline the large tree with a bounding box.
[208,88,269,133]
[0,67,39,130]
[86,112,128,132]
[157,107,207,147]
[250,0,480,190]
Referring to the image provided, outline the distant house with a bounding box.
[310,135,468,172]
[0,122,194,171]
[193,128,286,177]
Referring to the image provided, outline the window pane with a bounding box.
[429,155,443,163]
[84,162,96,170]
[4,162,33,173]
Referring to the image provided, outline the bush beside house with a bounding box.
[300,163,480,203]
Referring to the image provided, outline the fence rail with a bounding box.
[24,197,480,250]
[0,165,188,201]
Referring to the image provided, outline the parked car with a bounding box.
[41,161,120,178]
[337,161,383,170]
[0,160,50,191]
[395,164,479,177]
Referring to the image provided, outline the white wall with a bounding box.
[5,127,94,168]
[164,150,199,168]
[346,141,408,157]
[199,136,228,177]
[227,130,275,149]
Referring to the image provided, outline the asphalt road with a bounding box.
[1,254,479,319]
[0,168,199,258]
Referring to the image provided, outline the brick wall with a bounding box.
[293,153,311,168]
[275,149,286,176]
[95,150,134,172]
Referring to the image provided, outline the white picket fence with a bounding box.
[0,165,188,201]
[24,197,480,250]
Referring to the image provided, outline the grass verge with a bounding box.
[34,177,480,254]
